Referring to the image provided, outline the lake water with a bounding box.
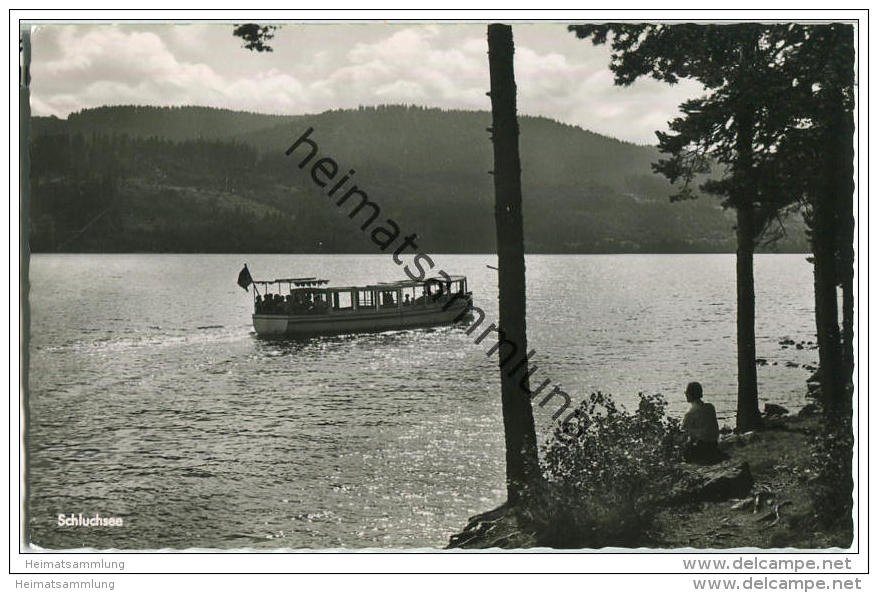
[26,253,817,549]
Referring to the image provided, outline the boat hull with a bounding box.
[252,298,472,337]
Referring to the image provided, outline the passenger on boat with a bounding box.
[404,294,411,306]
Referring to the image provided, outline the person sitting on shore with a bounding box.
[682,382,724,464]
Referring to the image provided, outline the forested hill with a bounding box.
[28,105,808,253]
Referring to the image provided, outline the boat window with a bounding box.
[357,289,376,308]
[412,285,426,305]
[334,291,352,310]
[380,290,398,308]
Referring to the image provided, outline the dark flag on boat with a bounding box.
[237,264,253,292]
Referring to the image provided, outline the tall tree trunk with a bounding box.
[814,78,849,415]
[733,95,762,431]
[486,23,540,506]
[836,32,856,391]
[813,239,843,412]
[735,202,762,430]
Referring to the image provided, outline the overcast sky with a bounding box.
[30,23,704,145]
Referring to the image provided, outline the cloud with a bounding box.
[29,23,702,144]
[314,27,488,110]
[31,25,313,116]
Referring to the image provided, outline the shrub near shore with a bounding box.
[529,392,685,548]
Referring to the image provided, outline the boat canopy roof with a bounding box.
[252,275,466,293]
[365,275,466,290]
[253,277,329,287]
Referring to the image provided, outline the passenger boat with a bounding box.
[242,270,472,337]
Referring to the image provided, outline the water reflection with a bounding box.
[27,253,816,549]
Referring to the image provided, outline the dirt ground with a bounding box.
[649,414,852,549]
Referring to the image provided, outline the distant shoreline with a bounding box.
[26,105,811,255]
